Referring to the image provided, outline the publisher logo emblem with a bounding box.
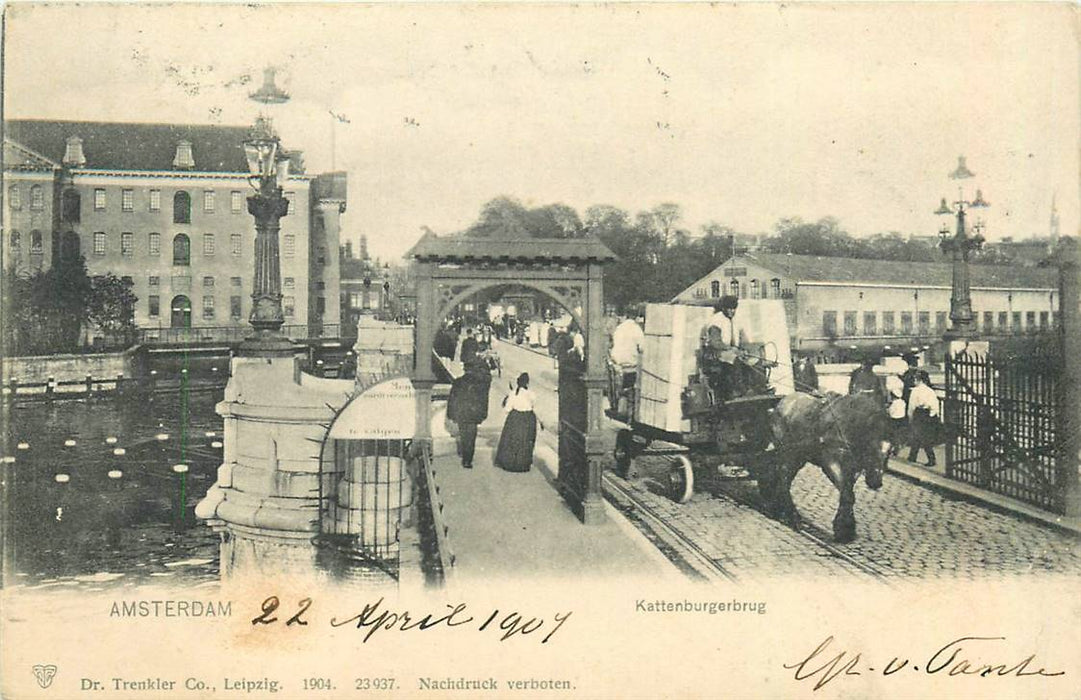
[33,664,57,689]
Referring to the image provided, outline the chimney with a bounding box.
[63,136,86,167]
[359,234,369,261]
[173,140,195,169]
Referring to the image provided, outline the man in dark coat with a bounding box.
[848,354,882,398]
[459,328,479,365]
[446,357,492,469]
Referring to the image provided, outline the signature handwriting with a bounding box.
[785,635,1065,690]
[251,595,572,645]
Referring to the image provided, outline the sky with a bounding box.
[4,2,1078,262]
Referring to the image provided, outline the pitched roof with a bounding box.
[407,231,617,264]
[4,119,252,173]
[741,252,1058,289]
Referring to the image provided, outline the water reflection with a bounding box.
[5,389,225,587]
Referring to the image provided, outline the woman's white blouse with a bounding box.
[504,388,536,413]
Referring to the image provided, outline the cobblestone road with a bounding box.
[499,339,1081,581]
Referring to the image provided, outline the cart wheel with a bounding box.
[613,430,635,478]
[667,455,694,504]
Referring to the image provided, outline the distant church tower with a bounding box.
[1050,194,1060,244]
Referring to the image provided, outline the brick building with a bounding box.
[674,252,1059,357]
[2,119,346,341]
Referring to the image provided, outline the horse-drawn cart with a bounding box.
[606,301,795,503]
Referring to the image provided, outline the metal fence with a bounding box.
[944,350,1066,513]
[136,324,340,345]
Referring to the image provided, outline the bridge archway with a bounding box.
[408,234,616,524]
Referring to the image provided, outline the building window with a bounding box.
[350,292,362,308]
[822,311,837,337]
[770,278,781,299]
[8,185,20,210]
[918,311,930,335]
[203,233,215,255]
[94,188,106,211]
[900,312,913,334]
[1026,311,1036,332]
[203,276,215,288]
[149,275,159,287]
[1039,311,1049,329]
[316,296,325,314]
[121,232,133,257]
[317,281,325,291]
[230,276,242,287]
[29,230,43,254]
[149,189,161,211]
[843,311,857,336]
[283,234,295,257]
[203,190,215,212]
[173,191,191,224]
[863,312,876,336]
[882,311,895,335]
[149,232,161,255]
[1012,311,1022,332]
[202,296,215,320]
[283,277,295,290]
[62,189,81,222]
[231,191,243,213]
[285,192,295,214]
[983,311,994,333]
[998,311,1008,330]
[60,231,80,260]
[173,233,190,265]
[30,185,45,210]
[93,232,106,255]
[935,311,947,334]
[729,280,740,298]
[710,280,720,298]
[10,230,20,250]
[230,295,242,319]
[122,189,134,212]
[148,295,160,317]
[318,247,326,265]
[283,295,295,317]
[231,233,242,256]
[749,280,760,299]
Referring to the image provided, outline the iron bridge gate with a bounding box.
[944,350,1066,513]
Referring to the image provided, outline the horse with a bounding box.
[759,391,890,543]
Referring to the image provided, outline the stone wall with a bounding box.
[2,345,146,384]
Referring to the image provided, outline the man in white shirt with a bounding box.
[610,315,644,380]
[701,296,745,400]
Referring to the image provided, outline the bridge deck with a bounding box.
[428,353,676,584]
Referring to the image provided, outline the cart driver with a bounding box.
[610,313,645,389]
[699,296,743,401]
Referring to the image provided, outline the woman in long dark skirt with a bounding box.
[495,372,539,473]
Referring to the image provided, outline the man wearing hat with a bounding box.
[848,351,882,397]
[446,356,492,469]
[701,295,746,401]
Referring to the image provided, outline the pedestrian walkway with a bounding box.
[429,378,678,586]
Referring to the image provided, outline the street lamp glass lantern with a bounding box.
[274,152,291,188]
[243,137,279,181]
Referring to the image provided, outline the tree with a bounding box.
[6,254,93,354]
[87,273,137,335]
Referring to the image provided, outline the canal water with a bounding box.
[5,387,225,590]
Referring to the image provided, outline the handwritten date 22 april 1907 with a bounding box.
[785,634,1065,690]
[251,596,572,645]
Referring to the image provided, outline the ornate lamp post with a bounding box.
[936,156,988,337]
[240,68,294,356]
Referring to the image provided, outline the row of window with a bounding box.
[146,294,297,319]
[7,230,44,252]
[822,309,1056,336]
[11,186,296,224]
[7,184,45,210]
[707,278,786,300]
[82,231,296,262]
